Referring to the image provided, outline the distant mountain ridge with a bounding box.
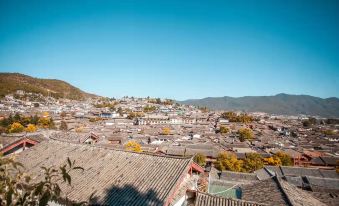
[0,73,96,100]
[179,93,339,118]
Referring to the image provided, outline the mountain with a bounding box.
[0,73,96,100]
[179,93,339,118]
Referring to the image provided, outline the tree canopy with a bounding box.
[0,156,84,205]
[124,141,142,153]
[242,153,264,172]
[25,124,37,133]
[214,152,243,172]
[193,153,206,167]
[8,122,24,133]
[219,126,230,134]
[238,128,254,142]
[221,112,254,123]
[274,152,293,166]
[162,127,171,135]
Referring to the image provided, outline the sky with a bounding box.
[0,0,339,100]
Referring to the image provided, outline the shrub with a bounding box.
[8,122,24,133]
[194,153,206,167]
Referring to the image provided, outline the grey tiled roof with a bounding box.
[219,171,259,182]
[194,192,266,206]
[310,157,326,165]
[254,168,273,180]
[281,167,323,177]
[264,166,284,177]
[307,176,339,190]
[15,140,192,206]
[241,177,327,206]
[277,177,327,206]
[320,156,339,166]
[263,166,339,179]
[318,169,339,179]
[241,177,289,206]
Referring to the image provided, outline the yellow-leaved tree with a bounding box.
[238,128,254,142]
[263,156,282,166]
[42,111,49,117]
[274,152,293,166]
[193,153,206,167]
[162,127,171,135]
[8,122,24,133]
[214,152,243,172]
[219,126,230,134]
[125,141,142,153]
[242,153,264,172]
[25,124,37,133]
[75,126,84,133]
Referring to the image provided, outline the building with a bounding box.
[15,140,203,206]
[0,137,40,156]
[137,115,170,125]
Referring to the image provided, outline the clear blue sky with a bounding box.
[1,0,338,100]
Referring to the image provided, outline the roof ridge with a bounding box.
[274,176,327,206]
[279,166,285,176]
[196,191,267,205]
[47,137,194,160]
[274,176,294,206]
[263,166,276,177]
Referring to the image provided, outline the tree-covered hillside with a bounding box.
[0,73,96,100]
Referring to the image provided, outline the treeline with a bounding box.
[94,102,117,110]
[303,117,339,127]
[214,151,292,173]
[127,112,144,119]
[0,113,55,133]
[221,112,254,123]
[194,152,293,173]
[143,105,157,112]
[148,98,174,105]
[218,126,254,142]
[0,73,87,100]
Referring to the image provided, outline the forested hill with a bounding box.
[179,93,339,118]
[0,73,96,100]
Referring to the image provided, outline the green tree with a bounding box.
[31,114,39,125]
[0,157,84,206]
[13,113,21,123]
[193,153,206,167]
